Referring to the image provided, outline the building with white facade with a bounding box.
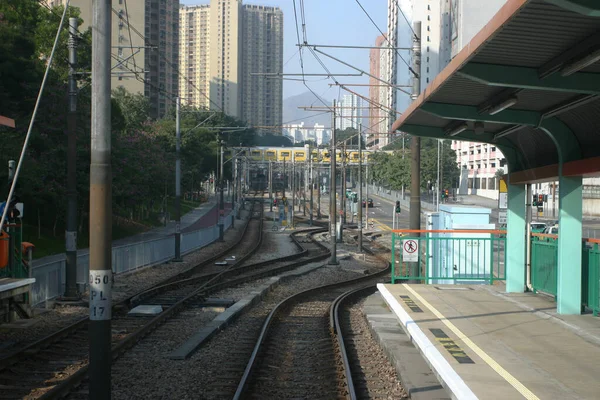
[335,94,362,131]
[399,0,507,199]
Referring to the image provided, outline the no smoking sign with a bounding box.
[402,239,419,262]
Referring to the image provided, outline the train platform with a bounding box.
[377,283,600,400]
[0,278,35,322]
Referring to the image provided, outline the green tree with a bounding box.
[336,127,365,147]
[367,138,459,192]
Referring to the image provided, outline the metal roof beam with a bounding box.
[401,124,525,172]
[421,102,541,126]
[544,0,600,16]
[458,63,600,95]
[538,32,600,78]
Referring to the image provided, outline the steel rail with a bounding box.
[39,216,330,399]
[232,248,390,399]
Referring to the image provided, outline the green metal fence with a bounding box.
[530,236,558,298]
[391,231,506,284]
[582,243,600,316]
[530,235,600,315]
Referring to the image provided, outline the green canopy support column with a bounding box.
[506,182,526,293]
[557,174,583,314]
[538,119,583,314]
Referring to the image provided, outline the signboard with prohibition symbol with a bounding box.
[402,239,419,262]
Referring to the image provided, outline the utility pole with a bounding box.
[309,150,314,226]
[358,124,363,251]
[291,158,295,228]
[231,156,235,228]
[409,21,422,282]
[303,165,306,216]
[317,162,321,219]
[436,139,441,211]
[174,97,182,261]
[338,143,345,243]
[282,157,286,198]
[219,140,225,241]
[269,160,273,212]
[329,100,338,265]
[64,17,79,300]
[365,161,369,229]
[89,0,112,398]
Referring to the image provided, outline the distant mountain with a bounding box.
[282,91,332,127]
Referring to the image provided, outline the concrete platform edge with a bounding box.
[363,293,450,400]
[377,283,478,400]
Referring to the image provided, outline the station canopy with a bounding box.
[392,0,600,184]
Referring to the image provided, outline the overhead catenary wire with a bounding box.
[0,0,70,234]
[395,0,418,40]
[354,0,418,78]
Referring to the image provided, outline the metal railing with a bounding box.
[530,235,558,298]
[29,213,234,306]
[391,229,506,285]
[531,234,600,315]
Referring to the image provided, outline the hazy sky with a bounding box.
[180,0,413,107]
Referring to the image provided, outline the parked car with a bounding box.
[530,222,547,233]
[362,198,374,208]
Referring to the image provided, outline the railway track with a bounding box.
[0,200,339,399]
[0,200,264,399]
[332,286,406,399]
[233,242,391,400]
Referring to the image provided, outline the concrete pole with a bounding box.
[219,142,225,241]
[174,97,182,261]
[89,0,112,397]
[358,124,363,251]
[64,17,79,299]
[365,162,369,229]
[436,139,441,211]
[310,153,314,226]
[317,163,321,219]
[409,21,422,282]
[269,160,273,212]
[237,159,242,216]
[231,158,235,228]
[282,157,286,198]
[292,159,296,228]
[303,164,306,216]
[329,100,338,265]
[526,183,533,290]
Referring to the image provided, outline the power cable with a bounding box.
[354,0,418,77]
[394,0,418,40]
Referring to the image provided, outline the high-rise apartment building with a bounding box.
[241,5,283,131]
[44,0,179,119]
[180,1,283,130]
[335,94,362,131]
[392,0,506,199]
[180,5,211,108]
[209,0,242,117]
[368,35,391,149]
